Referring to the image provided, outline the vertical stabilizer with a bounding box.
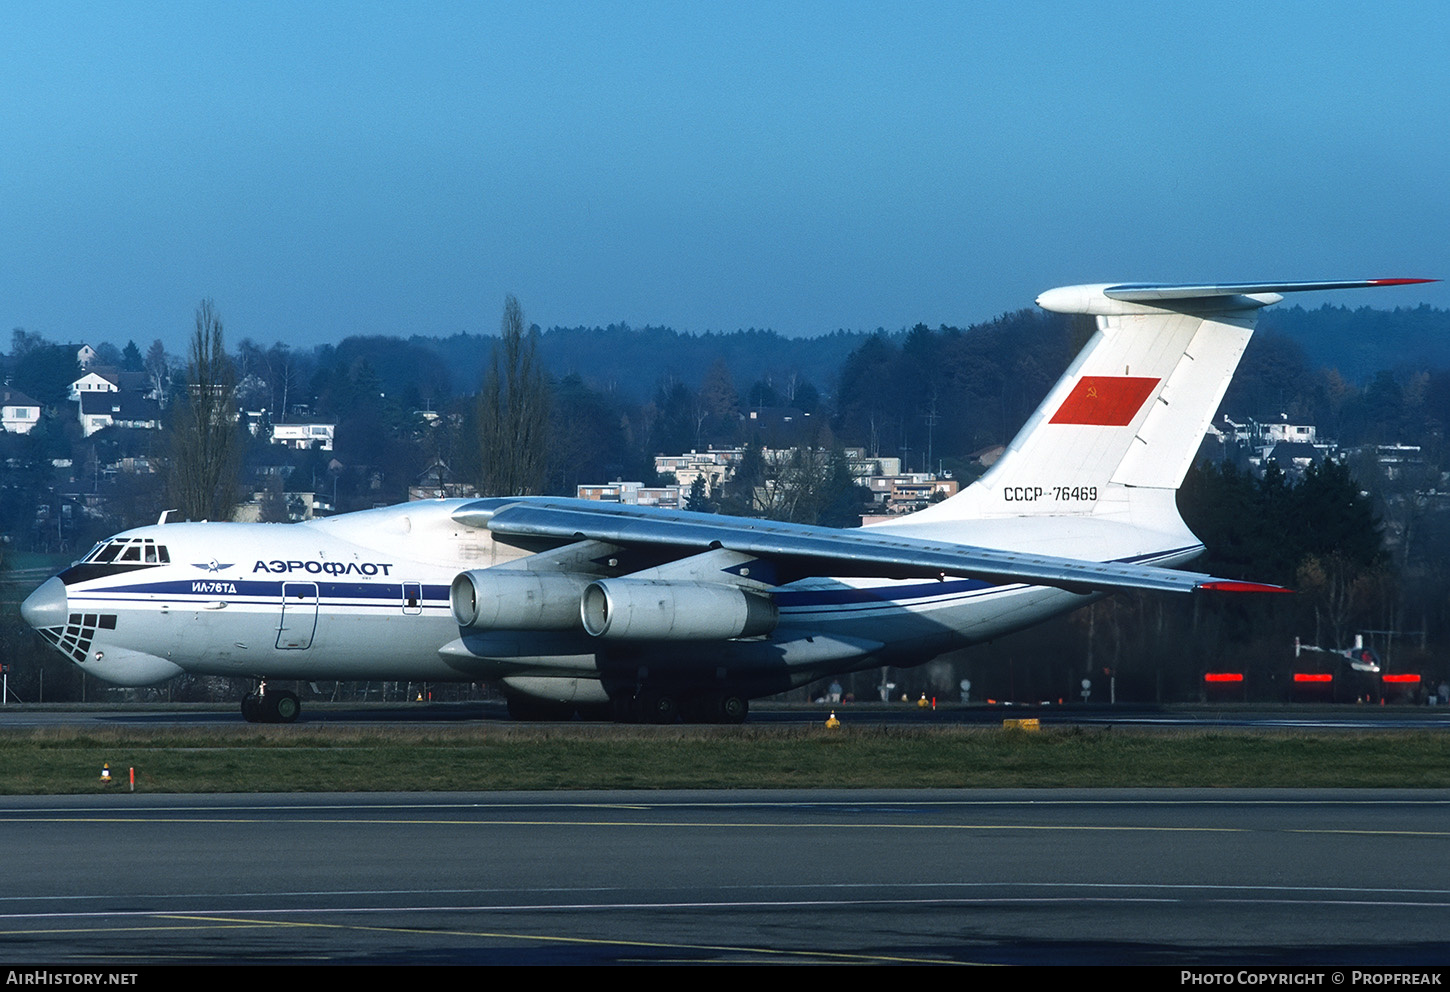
[897,279,1433,531]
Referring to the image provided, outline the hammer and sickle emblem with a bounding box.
[1086,386,1098,399]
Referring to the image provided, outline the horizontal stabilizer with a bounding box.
[1104,279,1436,302]
[1038,278,1436,316]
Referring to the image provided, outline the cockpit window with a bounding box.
[80,538,171,567]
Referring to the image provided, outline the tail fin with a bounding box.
[904,279,1434,530]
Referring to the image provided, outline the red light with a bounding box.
[1204,673,1244,683]
[1293,673,1333,683]
[1382,674,1421,684]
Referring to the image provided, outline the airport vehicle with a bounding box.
[22,279,1431,722]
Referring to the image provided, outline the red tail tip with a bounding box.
[1198,581,1293,594]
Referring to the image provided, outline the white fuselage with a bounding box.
[36,498,1199,692]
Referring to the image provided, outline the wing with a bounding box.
[452,497,1285,596]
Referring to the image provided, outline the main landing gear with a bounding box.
[241,682,300,724]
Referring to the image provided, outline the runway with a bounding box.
[3,789,1449,965]
[6,700,1450,730]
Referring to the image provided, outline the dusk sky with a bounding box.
[5,1,1447,353]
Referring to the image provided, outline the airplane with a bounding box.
[21,278,1433,724]
[1295,634,1381,674]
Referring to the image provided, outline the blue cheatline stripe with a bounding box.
[76,579,452,602]
[65,544,1203,613]
[69,596,453,612]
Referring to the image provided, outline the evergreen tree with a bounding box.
[167,300,242,521]
[12,345,80,406]
[697,357,740,444]
[477,295,549,496]
[685,475,716,513]
[1180,459,1382,588]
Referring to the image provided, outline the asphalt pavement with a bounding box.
[2,789,1447,965]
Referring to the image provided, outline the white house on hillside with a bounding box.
[1,388,41,434]
[272,423,334,451]
[78,392,162,437]
[70,369,120,401]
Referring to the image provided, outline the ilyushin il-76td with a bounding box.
[22,278,1432,722]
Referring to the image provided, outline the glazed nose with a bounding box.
[21,577,68,630]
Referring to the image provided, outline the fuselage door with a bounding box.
[277,582,319,649]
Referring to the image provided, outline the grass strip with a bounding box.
[2,724,1448,793]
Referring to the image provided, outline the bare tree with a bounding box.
[266,341,299,422]
[257,474,290,523]
[742,446,864,526]
[144,339,170,405]
[167,300,242,520]
[477,295,549,496]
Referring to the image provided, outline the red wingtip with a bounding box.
[1198,580,1294,594]
[1368,278,1439,286]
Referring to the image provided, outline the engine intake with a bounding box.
[581,579,778,640]
[450,570,590,630]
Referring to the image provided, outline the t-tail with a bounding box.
[890,279,1434,546]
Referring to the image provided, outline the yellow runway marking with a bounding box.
[0,914,975,965]
[156,913,972,965]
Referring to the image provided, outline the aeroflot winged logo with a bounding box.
[1049,376,1160,426]
[192,559,234,573]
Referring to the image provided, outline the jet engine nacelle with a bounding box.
[581,579,778,640]
[450,569,590,630]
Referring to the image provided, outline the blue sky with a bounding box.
[4,1,1446,352]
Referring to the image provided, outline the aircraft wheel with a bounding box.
[642,693,679,724]
[719,695,748,724]
[270,691,301,724]
[240,694,262,723]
